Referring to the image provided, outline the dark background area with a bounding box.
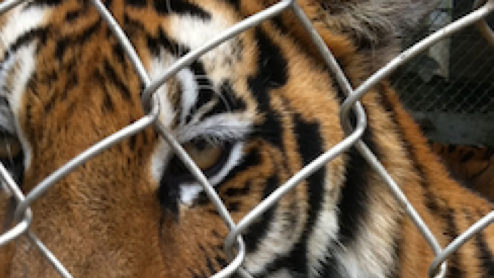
[391,0,494,147]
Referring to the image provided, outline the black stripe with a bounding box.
[153,0,211,20]
[215,255,227,270]
[103,59,132,100]
[11,28,48,53]
[146,27,189,57]
[225,200,241,212]
[474,228,494,277]
[158,171,180,216]
[317,256,346,278]
[56,19,101,61]
[56,56,79,100]
[102,90,114,111]
[335,130,373,245]
[328,70,347,105]
[248,29,288,94]
[200,81,247,119]
[222,182,250,198]
[125,0,147,7]
[198,244,217,275]
[225,0,240,11]
[288,115,326,274]
[187,266,205,278]
[254,109,283,149]
[25,0,62,9]
[443,209,465,278]
[243,174,278,252]
[465,210,494,277]
[248,28,288,149]
[112,43,127,69]
[386,233,402,278]
[43,60,79,113]
[43,94,57,113]
[271,15,289,34]
[261,115,326,276]
[93,71,115,112]
[65,9,82,22]
[0,144,24,186]
[128,135,137,151]
[187,61,213,123]
[331,77,376,247]
[377,88,467,277]
[217,148,260,192]
[0,28,48,67]
[378,89,443,214]
[61,70,79,99]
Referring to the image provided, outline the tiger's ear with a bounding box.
[317,0,440,43]
[293,0,441,71]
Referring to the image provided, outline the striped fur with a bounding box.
[0,0,493,277]
[431,143,494,202]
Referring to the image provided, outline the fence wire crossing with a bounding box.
[0,0,493,278]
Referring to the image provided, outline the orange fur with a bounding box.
[0,0,492,277]
[431,143,494,201]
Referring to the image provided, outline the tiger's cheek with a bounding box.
[153,140,301,276]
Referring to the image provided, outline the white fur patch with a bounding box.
[307,195,340,277]
[176,113,251,143]
[0,4,50,173]
[148,51,177,128]
[168,13,239,84]
[1,43,37,171]
[168,13,233,58]
[0,5,48,57]
[243,203,305,275]
[149,53,176,183]
[175,68,198,123]
[332,199,398,278]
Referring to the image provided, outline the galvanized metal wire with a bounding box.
[0,0,493,278]
[475,0,494,48]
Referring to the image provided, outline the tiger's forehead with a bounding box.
[0,0,257,123]
[0,0,264,174]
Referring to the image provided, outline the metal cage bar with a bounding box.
[0,0,492,277]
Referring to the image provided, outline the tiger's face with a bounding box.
[0,0,438,277]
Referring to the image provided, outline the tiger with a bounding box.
[0,0,493,277]
[431,142,494,202]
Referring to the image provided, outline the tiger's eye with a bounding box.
[183,141,224,171]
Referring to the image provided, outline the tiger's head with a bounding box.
[0,0,437,277]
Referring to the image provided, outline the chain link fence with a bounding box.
[392,0,494,147]
[0,0,493,278]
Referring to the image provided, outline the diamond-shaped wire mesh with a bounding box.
[0,1,493,278]
[391,0,494,146]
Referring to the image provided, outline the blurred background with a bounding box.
[390,0,494,200]
[391,0,494,148]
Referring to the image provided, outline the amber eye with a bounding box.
[183,140,225,171]
[166,139,233,181]
[159,139,238,212]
